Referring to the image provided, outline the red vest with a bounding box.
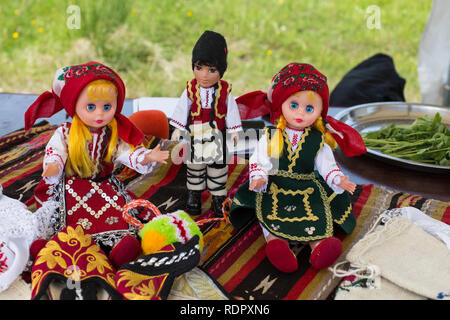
[187,78,231,131]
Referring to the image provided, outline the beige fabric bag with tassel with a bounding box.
[334,214,450,300]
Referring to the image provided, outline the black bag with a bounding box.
[330,53,406,107]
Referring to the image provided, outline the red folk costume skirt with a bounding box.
[34,173,143,250]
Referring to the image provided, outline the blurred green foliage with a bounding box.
[0,0,432,101]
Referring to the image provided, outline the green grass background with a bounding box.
[0,0,432,102]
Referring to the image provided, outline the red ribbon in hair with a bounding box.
[24,91,63,131]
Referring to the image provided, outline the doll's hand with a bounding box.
[231,132,239,147]
[42,162,60,177]
[338,176,356,195]
[249,177,267,191]
[140,144,169,165]
[171,128,181,142]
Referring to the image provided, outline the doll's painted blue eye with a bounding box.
[290,102,299,110]
[87,104,96,112]
[306,105,314,113]
[103,104,112,111]
[208,68,217,73]
[195,65,202,71]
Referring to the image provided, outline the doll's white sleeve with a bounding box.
[169,89,191,131]
[43,126,68,185]
[249,132,272,192]
[315,143,345,194]
[114,140,157,175]
[225,93,243,133]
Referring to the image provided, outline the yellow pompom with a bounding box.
[141,229,168,255]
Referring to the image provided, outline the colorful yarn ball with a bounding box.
[138,210,203,255]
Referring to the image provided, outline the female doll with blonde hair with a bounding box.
[229,63,366,273]
[24,62,169,268]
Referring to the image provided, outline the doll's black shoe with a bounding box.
[211,195,226,217]
[186,190,202,215]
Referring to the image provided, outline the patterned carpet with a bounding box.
[1,122,449,300]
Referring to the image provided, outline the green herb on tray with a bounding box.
[362,113,450,166]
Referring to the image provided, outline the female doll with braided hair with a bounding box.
[229,63,366,273]
[24,62,169,268]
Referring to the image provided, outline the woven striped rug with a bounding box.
[1,122,449,300]
[199,182,449,300]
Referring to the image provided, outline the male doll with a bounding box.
[170,31,243,216]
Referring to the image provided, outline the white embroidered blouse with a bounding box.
[249,127,345,194]
[43,123,157,185]
[169,87,243,133]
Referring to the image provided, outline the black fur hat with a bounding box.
[191,31,228,78]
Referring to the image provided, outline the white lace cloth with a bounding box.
[0,186,58,293]
[381,206,450,250]
[0,191,57,244]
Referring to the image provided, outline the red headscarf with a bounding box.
[236,63,366,157]
[24,61,144,146]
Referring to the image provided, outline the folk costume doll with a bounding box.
[230,63,366,273]
[170,31,243,217]
[24,62,169,268]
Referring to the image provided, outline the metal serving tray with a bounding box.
[334,102,450,174]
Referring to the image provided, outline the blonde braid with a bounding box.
[104,118,118,163]
[66,114,95,178]
[313,116,337,149]
[268,115,287,158]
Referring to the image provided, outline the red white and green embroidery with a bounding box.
[55,63,117,93]
[53,64,118,97]
[57,64,119,84]
[272,63,327,92]
[337,275,379,292]
[249,162,267,176]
